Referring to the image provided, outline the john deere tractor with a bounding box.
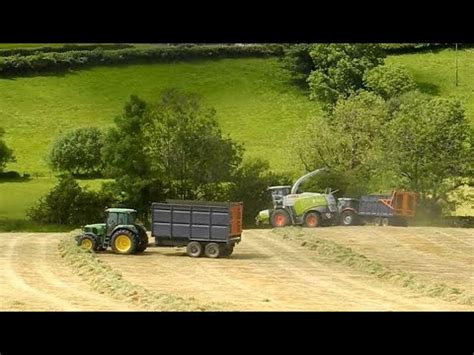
[255,168,338,228]
[75,208,149,254]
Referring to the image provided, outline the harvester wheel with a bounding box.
[204,242,221,258]
[304,212,320,228]
[111,229,138,255]
[271,210,290,228]
[186,241,203,257]
[78,235,97,252]
[341,210,357,226]
[381,218,390,227]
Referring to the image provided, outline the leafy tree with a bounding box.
[102,90,244,219]
[280,44,315,84]
[307,44,385,108]
[364,64,417,100]
[142,89,243,200]
[0,127,15,172]
[291,91,389,195]
[386,92,473,214]
[27,176,113,225]
[102,95,150,179]
[101,95,162,220]
[49,127,104,176]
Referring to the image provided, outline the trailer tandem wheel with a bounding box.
[186,241,203,257]
[204,242,221,258]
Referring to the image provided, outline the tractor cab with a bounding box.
[267,186,292,208]
[104,208,137,235]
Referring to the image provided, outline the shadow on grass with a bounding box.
[417,82,441,95]
[0,219,73,233]
[0,69,79,80]
[0,171,31,183]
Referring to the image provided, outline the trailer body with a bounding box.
[151,200,243,257]
[338,191,417,226]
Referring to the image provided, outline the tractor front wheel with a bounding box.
[271,210,290,228]
[111,230,138,255]
[78,235,97,252]
[304,212,320,228]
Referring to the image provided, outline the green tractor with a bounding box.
[255,168,338,228]
[75,208,149,255]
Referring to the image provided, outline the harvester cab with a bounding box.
[268,185,292,208]
[75,208,149,255]
[256,168,338,228]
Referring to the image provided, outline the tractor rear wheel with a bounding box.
[111,229,138,255]
[204,242,221,258]
[341,210,357,226]
[135,233,148,253]
[78,235,97,252]
[304,212,320,228]
[186,241,203,257]
[271,210,290,228]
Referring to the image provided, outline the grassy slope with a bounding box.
[1,48,473,222]
[386,48,474,122]
[0,58,319,175]
[0,58,320,221]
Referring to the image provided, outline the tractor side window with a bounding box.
[107,213,118,226]
[117,213,128,225]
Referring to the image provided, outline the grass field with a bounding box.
[1,48,473,223]
[0,58,320,175]
[386,48,474,120]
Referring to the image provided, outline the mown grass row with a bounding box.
[58,233,221,311]
[272,228,474,306]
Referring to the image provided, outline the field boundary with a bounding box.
[58,233,221,311]
[272,228,474,306]
[0,44,286,77]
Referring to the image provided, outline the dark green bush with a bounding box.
[0,44,134,57]
[27,176,114,225]
[0,44,286,76]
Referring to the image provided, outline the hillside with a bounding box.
[0,48,473,224]
[386,48,474,121]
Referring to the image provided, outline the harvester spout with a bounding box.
[291,167,329,195]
